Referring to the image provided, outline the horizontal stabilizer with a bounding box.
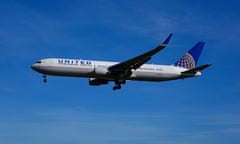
[182,64,211,74]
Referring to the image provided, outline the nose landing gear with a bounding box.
[43,75,47,83]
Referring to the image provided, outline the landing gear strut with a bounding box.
[43,75,47,83]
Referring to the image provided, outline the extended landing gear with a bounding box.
[112,80,126,91]
[113,84,121,91]
[43,75,47,83]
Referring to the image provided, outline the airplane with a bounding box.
[31,34,211,90]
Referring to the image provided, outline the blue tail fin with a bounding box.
[174,42,205,69]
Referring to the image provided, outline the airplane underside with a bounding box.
[35,66,184,90]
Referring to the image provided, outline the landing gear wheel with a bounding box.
[113,85,121,91]
[113,87,117,91]
[113,81,122,91]
[43,75,47,83]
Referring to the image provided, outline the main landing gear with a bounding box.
[113,80,126,91]
[43,75,47,83]
[113,84,121,91]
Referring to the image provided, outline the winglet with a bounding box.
[162,33,173,46]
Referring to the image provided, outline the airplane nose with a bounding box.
[31,64,38,71]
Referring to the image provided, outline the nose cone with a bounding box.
[31,63,39,71]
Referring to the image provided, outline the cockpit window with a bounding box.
[36,61,42,64]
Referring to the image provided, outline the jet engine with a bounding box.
[94,66,109,75]
[89,78,109,86]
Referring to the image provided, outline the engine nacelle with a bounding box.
[89,78,109,86]
[94,66,109,75]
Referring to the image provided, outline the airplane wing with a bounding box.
[108,33,173,77]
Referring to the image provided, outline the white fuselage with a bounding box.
[31,58,200,82]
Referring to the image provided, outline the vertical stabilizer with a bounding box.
[174,42,204,69]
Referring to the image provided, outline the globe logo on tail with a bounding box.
[174,53,195,69]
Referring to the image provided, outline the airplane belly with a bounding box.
[37,65,93,77]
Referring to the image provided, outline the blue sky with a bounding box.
[0,0,240,144]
